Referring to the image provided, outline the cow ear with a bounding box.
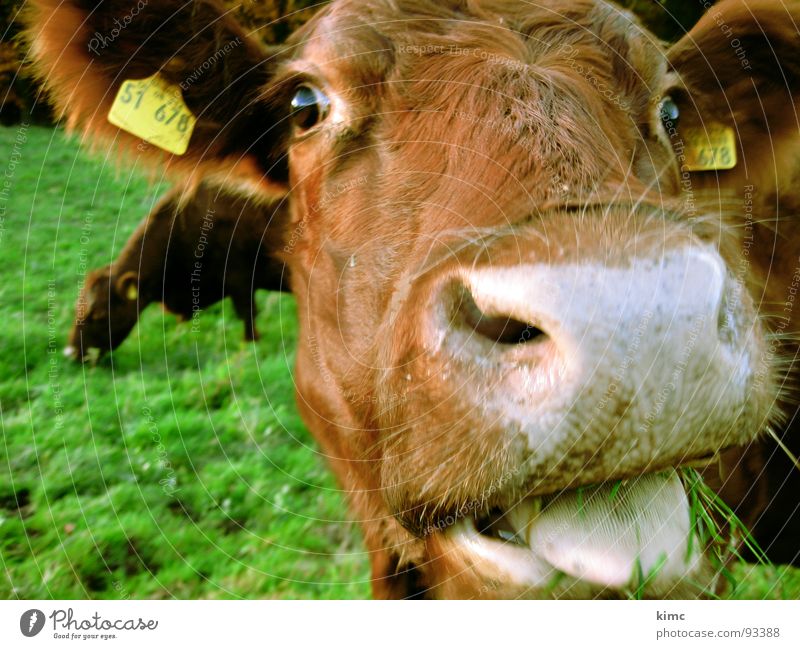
[24,0,292,196]
[115,271,139,302]
[666,0,800,189]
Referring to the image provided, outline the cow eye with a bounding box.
[290,84,330,132]
[658,96,680,129]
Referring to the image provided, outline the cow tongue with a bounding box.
[515,469,702,590]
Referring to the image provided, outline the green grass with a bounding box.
[0,125,370,598]
[1,126,799,600]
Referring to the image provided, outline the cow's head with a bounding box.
[28,0,800,597]
[65,265,140,362]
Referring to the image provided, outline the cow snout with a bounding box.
[422,244,757,490]
[446,246,730,375]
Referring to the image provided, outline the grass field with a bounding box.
[0,125,799,600]
[0,125,370,598]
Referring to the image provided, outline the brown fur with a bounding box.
[25,0,800,597]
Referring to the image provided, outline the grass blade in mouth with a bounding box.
[629,552,669,600]
[681,467,770,596]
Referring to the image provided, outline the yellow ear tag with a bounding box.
[682,124,737,172]
[108,74,196,155]
[126,285,139,301]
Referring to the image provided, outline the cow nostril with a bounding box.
[453,285,547,346]
[471,314,545,346]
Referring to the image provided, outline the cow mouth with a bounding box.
[63,345,104,364]
[444,468,711,596]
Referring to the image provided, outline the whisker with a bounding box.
[766,426,800,473]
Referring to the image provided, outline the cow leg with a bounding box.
[232,293,259,342]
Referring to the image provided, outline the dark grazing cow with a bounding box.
[65,182,288,362]
[27,0,800,597]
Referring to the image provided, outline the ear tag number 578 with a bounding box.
[108,74,196,155]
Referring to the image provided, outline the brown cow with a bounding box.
[65,181,288,362]
[26,0,800,598]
